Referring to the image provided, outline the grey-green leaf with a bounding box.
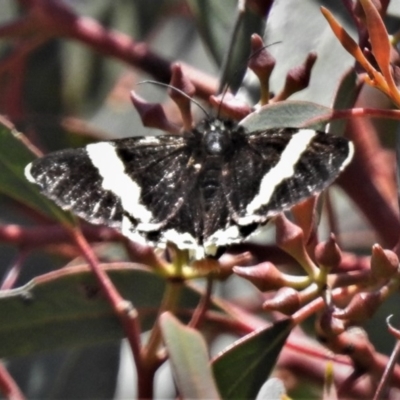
[186,0,265,92]
[0,118,74,225]
[0,263,215,358]
[160,312,221,399]
[240,100,333,131]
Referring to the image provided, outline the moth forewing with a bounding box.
[25,118,354,259]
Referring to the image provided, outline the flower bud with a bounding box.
[234,262,286,291]
[263,287,301,315]
[169,64,195,131]
[275,214,305,256]
[370,244,399,280]
[275,215,317,275]
[315,308,346,340]
[315,234,342,271]
[130,91,178,133]
[274,52,317,101]
[333,291,382,322]
[209,93,251,120]
[323,327,373,361]
[248,34,275,105]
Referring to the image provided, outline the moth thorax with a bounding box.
[203,127,231,156]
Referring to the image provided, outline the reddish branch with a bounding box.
[338,114,399,249]
[70,228,154,398]
[1,0,217,99]
[0,363,25,400]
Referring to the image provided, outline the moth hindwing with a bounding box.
[25,118,354,259]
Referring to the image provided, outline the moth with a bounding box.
[25,117,354,259]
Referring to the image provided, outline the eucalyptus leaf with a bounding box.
[264,0,355,106]
[212,319,292,400]
[0,263,216,358]
[240,100,333,131]
[328,68,358,135]
[161,312,220,399]
[186,0,265,92]
[0,118,74,225]
[186,0,238,67]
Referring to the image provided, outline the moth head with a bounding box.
[202,119,234,156]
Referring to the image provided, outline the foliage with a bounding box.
[0,0,400,399]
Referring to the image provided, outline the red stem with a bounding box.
[373,340,400,400]
[0,363,25,400]
[0,224,119,248]
[6,0,217,99]
[69,228,147,394]
[338,112,400,248]
[188,276,213,329]
[0,252,26,291]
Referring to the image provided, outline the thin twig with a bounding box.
[0,251,27,290]
[0,363,25,400]
[374,340,400,400]
[189,275,214,329]
[143,280,183,368]
[69,228,143,388]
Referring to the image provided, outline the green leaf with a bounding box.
[263,0,355,106]
[186,0,265,92]
[186,0,238,67]
[0,118,74,225]
[0,263,215,358]
[212,319,292,400]
[240,100,333,131]
[160,312,221,399]
[328,68,358,135]
[219,6,266,92]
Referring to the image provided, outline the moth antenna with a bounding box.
[246,41,282,62]
[136,80,210,120]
